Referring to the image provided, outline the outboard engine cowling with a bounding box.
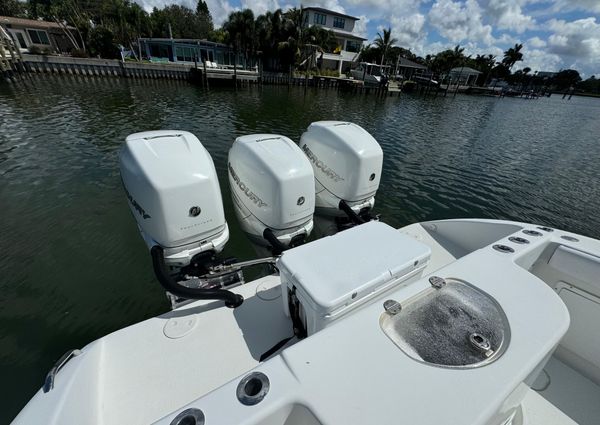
[119,130,229,267]
[228,134,315,253]
[299,121,383,221]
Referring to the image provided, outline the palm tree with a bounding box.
[502,43,523,70]
[373,27,397,65]
[472,54,496,85]
[223,9,255,67]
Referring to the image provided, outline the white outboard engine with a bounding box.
[228,134,315,254]
[120,130,229,266]
[299,121,383,225]
[120,130,243,308]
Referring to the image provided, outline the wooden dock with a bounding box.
[260,72,400,96]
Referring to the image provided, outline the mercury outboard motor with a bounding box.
[299,121,383,227]
[120,130,243,308]
[228,134,315,254]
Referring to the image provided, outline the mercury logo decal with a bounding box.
[229,163,267,208]
[301,145,344,182]
[122,181,151,219]
[189,206,201,217]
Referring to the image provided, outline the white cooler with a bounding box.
[277,221,431,335]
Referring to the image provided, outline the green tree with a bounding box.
[357,44,380,63]
[373,27,397,65]
[151,4,213,39]
[0,0,27,17]
[223,9,256,66]
[552,69,582,90]
[429,45,466,76]
[469,54,496,85]
[88,26,119,58]
[578,76,600,94]
[502,43,523,70]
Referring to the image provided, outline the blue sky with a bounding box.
[135,0,600,77]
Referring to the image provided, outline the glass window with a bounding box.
[15,32,28,49]
[38,31,50,44]
[313,13,326,25]
[333,17,345,29]
[176,46,184,61]
[27,29,50,45]
[346,39,362,53]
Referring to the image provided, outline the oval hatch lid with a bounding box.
[380,278,510,368]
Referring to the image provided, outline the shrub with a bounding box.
[70,48,89,58]
[28,45,42,55]
[88,26,119,59]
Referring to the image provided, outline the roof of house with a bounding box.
[329,27,367,41]
[303,6,360,21]
[0,16,75,30]
[139,38,228,48]
[397,57,427,70]
[450,66,482,74]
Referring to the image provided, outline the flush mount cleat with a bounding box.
[383,299,402,315]
[429,276,446,289]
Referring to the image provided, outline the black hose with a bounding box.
[263,228,288,255]
[338,200,366,225]
[150,246,243,308]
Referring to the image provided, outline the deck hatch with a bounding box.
[380,279,510,368]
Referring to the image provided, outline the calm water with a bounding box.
[1,76,599,421]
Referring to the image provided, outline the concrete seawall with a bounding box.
[10,54,260,85]
[22,55,194,80]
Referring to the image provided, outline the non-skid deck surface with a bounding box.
[536,356,600,425]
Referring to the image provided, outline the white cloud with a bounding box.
[210,0,239,24]
[527,36,546,48]
[496,32,519,44]
[547,17,600,62]
[461,42,504,58]
[428,0,494,45]
[482,0,536,33]
[241,0,280,17]
[387,13,427,51]
[344,0,424,17]
[353,14,370,38]
[518,47,561,73]
[553,0,600,14]
[133,0,237,25]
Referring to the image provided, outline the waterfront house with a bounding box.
[302,6,366,74]
[138,38,245,68]
[395,57,429,80]
[447,66,482,86]
[0,16,78,54]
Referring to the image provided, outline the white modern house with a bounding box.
[302,6,366,74]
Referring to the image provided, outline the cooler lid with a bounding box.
[278,221,431,313]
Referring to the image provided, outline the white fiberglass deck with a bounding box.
[13,275,294,425]
[534,356,600,425]
[13,219,600,425]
